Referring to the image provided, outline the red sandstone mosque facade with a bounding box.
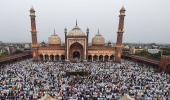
[29,7,126,62]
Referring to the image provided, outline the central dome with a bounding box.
[67,22,86,36]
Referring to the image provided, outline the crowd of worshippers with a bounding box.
[0,59,170,100]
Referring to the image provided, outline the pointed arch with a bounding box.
[99,55,103,62]
[93,55,98,62]
[104,55,109,62]
[88,55,92,62]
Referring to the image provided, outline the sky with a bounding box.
[0,0,170,44]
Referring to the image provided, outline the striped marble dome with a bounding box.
[48,30,61,45]
[92,30,105,46]
[67,25,86,36]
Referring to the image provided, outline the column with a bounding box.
[97,56,99,62]
[49,55,50,61]
[54,55,56,61]
[59,55,61,61]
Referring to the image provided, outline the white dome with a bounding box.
[92,33,105,46]
[48,33,61,45]
[67,25,86,36]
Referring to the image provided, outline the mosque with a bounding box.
[29,6,126,62]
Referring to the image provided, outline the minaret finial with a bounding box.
[120,5,125,11]
[30,6,35,11]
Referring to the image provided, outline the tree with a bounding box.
[0,52,8,58]
[15,49,23,54]
[135,50,161,60]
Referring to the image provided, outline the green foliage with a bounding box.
[135,50,149,57]
[0,52,8,58]
[150,52,161,59]
[135,50,161,60]
[15,49,23,54]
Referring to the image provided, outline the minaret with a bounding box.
[64,27,68,61]
[30,7,38,61]
[115,6,126,63]
[86,27,89,43]
[86,27,89,61]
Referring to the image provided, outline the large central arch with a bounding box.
[69,42,84,61]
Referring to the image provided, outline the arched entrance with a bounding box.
[110,55,114,61]
[93,55,98,62]
[55,55,59,61]
[88,55,92,62]
[61,55,65,61]
[104,55,109,61]
[69,42,84,61]
[73,51,80,59]
[45,55,49,61]
[99,55,103,62]
[50,55,54,61]
[39,54,43,61]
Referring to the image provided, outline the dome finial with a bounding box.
[98,28,100,35]
[76,19,78,26]
[54,28,56,35]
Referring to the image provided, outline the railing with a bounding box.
[161,55,170,59]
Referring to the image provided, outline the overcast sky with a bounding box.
[0,0,170,44]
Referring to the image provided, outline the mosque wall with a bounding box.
[88,49,114,56]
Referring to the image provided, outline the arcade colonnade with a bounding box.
[39,54,65,61]
[87,55,114,62]
[38,54,114,62]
